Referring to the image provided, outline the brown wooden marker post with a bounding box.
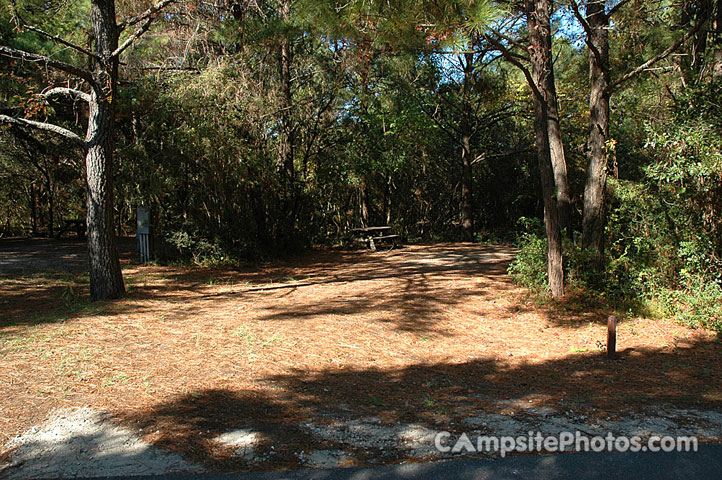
[607,315,617,358]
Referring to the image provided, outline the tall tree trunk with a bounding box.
[383,173,392,225]
[47,177,54,238]
[544,71,571,235]
[528,0,564,297]
[533,0,571,234]
[360,181,369,227]
[276,0,296,245]
[460,52,475,242]
[86,0,125,300]
[460,131,474,241]
[581,0,610,260]
[276,0,294,186]
[30,182,38,236]
[711,0,722,79]
[681,0,714,82]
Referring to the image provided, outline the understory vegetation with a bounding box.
[510,82,722,333]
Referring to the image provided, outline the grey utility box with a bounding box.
[137,206,152,263]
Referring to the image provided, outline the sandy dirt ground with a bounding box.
[1,240,721,478]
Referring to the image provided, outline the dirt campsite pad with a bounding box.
[1,242,722,478]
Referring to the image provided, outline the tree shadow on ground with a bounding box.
[118,336,722,473]
[0,243,517,335]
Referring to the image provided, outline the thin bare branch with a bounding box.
[21,25,100,60]
[607,0,633,18]
[0,46,95,86]
[0,114,85,147]
[569,0,603,64]
[43,87,92,103]
[610,15,707,93]
[118,0,176,31]
[113,20,154,58]
[484,34,544,104]
[113,0,176,57]
[486,26,529,58]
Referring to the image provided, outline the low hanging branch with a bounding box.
[0,114,85,147]
[0,0,177,147]
[0,46,96,87]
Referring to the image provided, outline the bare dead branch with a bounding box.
[118,0,176,31]
[113,0,177,57]
[113,22,152,57]
[43,87,92,103]
[0,114,85,147]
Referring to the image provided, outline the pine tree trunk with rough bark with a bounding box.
[528,0,564,297]
[581,0,610,260]
[460,52,475,242]
[86,0,125,300]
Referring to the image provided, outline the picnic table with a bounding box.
[349,226,400,252]
[55,219,86,239]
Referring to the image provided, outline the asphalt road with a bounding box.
[78,443,722,480]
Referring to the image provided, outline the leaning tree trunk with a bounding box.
[86,0,125,300]
[528,0,564,297]
[460,52,475,242]
[543,65,571,235]
[581,0,610,261]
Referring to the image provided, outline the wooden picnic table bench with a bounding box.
[349,226,400,252]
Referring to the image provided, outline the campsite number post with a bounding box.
[607,315,617,358]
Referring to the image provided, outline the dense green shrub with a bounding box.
[510,82,722,335]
